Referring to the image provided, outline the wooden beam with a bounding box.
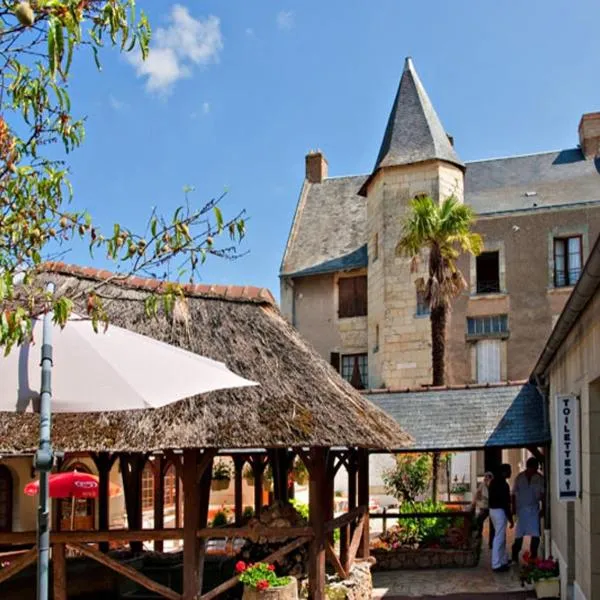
[154,455,166,552]
[119,453,147,553]
[0,525,315,545]
[233,456,245,526]
[356,449,370,560]
[347,516,365,568]
[197,455,213,597]
[0,546,37,585]
[70,543,181,600]
[308,447,327,600]
[52,543,67,600]
[91,452,115,553]
[326,540,347,580]
[324,507,366,533]
[183,449,200,600]
[199,536,310,600]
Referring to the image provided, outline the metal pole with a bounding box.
[35,282,55,600]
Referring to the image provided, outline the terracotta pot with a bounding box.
[242,577,298,600]
[534,577,560,599]
[211,478,230,491]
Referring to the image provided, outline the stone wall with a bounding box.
[300,560,373,600]
[371,544,480,571]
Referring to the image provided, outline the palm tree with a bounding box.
[396,195,483,502]
[396,195,483,386]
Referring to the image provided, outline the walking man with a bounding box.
[488,464,513,572]
[512,457,545,563]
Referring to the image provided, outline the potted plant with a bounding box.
[520,553,559,599]
[211,508,231,527]
[212,460,232,491]
[236,561,297,599]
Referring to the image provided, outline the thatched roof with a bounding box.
[0,263,412,454]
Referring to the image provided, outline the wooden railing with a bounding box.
[323,506,367,580]
[0,525,315,600]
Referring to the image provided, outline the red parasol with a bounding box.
[24,471,121,499]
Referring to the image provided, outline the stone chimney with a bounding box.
[305,150,328,183]
[579,112,600,159]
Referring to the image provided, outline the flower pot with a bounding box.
[211,478,230,491]
[534,577,560,599]
[242,577,298,600]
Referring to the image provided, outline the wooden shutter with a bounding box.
[476,340,501,383]
[339,276,367,317]
[354,276,368,316]
[330,352,340,373]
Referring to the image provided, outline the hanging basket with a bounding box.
[242,577,298,600]
[211,478,230,492]
[534,577,560,599]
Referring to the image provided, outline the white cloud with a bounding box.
[245,27,255,37]
[276,10,294,30]
[127,5,223,94]
[109,95,127,111]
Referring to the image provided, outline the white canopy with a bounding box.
[0,314,257,413]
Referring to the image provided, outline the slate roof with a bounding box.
[358,57,464,196]
[280,176,367,276]
[280,151,600,277]
[366,383,550,451]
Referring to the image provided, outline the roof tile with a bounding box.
[41,262,276,305]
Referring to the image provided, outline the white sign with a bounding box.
[555,394,580,502]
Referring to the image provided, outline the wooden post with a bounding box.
[325,453,336,546]
[183,449,200,600]
[92,452,115,553]
[356,449,369,560]
[308,448,327,600]
[250,456,266,518]
[154,456,166,552]
[197,455,213,597]
[347,450,358,537]
[119,453,146,553]
[432,452,440,503]
[52,543,67,600]
[233,456,245,526]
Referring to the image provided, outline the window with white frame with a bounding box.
[467,315,508,338]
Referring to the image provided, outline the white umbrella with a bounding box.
[0,284,257,600]
[0,313,257,413]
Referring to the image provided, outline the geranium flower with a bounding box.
[267,564,275,571]
[256,580,270,591]
[522,551,531,563]
[235,561,247,573]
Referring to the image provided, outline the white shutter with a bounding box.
[476,339,501,383]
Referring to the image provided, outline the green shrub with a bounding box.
[211,509,229,527]
[382,454,433,503]
[397,500,452,544]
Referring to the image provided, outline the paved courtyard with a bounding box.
[372,527,535,599]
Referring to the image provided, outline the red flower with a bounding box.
[267,564,276,571]
[235,561,247,573]
[256,580,270,591]
[522,551,531,563]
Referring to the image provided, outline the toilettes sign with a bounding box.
[555,394,580,502]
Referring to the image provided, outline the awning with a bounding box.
[367,383,550,452]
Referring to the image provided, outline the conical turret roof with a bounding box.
[359,57,463,196]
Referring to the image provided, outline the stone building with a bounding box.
[280,56,600,393]
[532,232,600,600]
[279,56,600,491]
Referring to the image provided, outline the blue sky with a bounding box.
[63,0,600,300]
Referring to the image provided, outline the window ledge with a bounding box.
[466,332,510,342]
[469,292,508,301]
[547,286,575,295]
[414,313,430,319]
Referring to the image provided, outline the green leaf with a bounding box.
[92,46,102,71]
[48,19,57,76]
[214,206,223,231]
[54,19,64,65]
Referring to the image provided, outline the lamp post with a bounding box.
[34,282,55,600]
